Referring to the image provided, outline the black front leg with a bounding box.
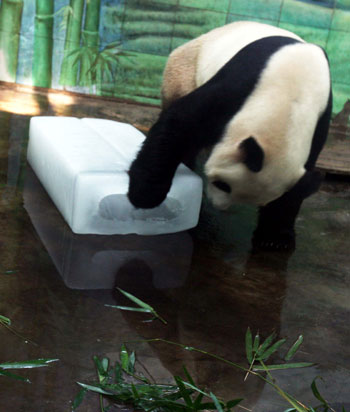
[128,115,183,209]
[127,79,228,209]
[252,170,324,251]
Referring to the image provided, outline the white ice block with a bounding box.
[27,116,203,235]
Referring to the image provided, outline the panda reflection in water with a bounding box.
[127,21,332,250]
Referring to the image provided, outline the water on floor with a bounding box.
[0,86,349,412]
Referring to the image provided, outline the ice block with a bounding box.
[27,116,203,235]
[23,166,193,290]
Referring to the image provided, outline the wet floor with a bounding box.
[0,85,349,411]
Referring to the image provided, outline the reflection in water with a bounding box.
[23,167,193,290]
[0,86,349,411]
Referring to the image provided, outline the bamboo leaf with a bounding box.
[117,288,154,312]
[258,338,287,361]
[182,381,209,397]
[116,288,167,324]
[0,369,30,383]
[193,393,204,409]
[0,315,11,325]
[253,362,314,371]
[285,335,304,361]
[105,305,151,313]
[182,365,196,387]
[120,344,129,371]
[311,378,328,405]
[245,327,253,364]
[114,362,123,383]
[93,356,109,383]
[253,333,260,353]
[0,359,59,369]
[72,388,87,410]
[128,351,136,374]
[174,376,193,407]
[256,331,277,357]
[77,382,113,396]
[226,398,243,408]
[131,383,139,399]
[210,392,224,412]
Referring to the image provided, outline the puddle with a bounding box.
[0,91,349,411]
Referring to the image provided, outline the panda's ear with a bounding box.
[239,137,264,173]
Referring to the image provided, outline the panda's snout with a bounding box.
[212,180,232,193]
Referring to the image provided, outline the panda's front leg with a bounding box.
[252,170,324,251]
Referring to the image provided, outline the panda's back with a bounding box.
[195,21,303,86]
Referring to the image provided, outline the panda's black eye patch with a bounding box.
[212,180,231,193]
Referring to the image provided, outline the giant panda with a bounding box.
[127,21,332,250]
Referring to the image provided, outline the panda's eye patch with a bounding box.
[212,180,231,193]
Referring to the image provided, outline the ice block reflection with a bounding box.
[23,166,193,290]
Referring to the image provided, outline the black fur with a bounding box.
[128,36,301,208]
[254,89,332,251]
[127,35,332,250]
[240,137,264,172]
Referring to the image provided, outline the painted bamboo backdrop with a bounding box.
[0,0,349,114]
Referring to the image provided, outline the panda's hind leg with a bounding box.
[161,38,201,110]
[252,170,323,251]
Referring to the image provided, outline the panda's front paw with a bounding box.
[252,230,296,252]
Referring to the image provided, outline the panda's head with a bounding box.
[205,135,304,209]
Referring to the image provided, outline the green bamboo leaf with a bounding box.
[256,331,277,357]
[93,356,109,383]
[0,359,59,369]
[253,362,314,371]
[72,388,87,410]
[285,335,304,361]
[245,327,253,364]
[0,369,30,383]
[182,365,196,387]
[116,288,167,324]
[120,344,129,371]
[210,392,224,412]
[105,305,151,313]
[101,358,109,373]
[182,381,209,397]
[117,288,153,311]
[253,333,260,353]
[311,378,328,405]
[0,315,11,325]
[131,383,139,399]
[114,362,123,383]
[258,338,287,361]
[128,351,136,373]
[77,382,113,396]
[226,398,243,409]
[174,376,193,407]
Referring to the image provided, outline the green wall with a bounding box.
[0,0,349,113]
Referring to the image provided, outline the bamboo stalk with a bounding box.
[80,0,101,87]
[32,0,54,88]
[0,0,24,82]
[59,0,85,87]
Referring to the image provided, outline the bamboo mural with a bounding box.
[0,0,347,115]
[80,0,101,86]
[59,0,84,87]
[32,0,54,88]
[0,0,24,82]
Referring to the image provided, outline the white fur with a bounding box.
[205,42,330,208]
[161,21,331,208]
[162,21,303,106]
